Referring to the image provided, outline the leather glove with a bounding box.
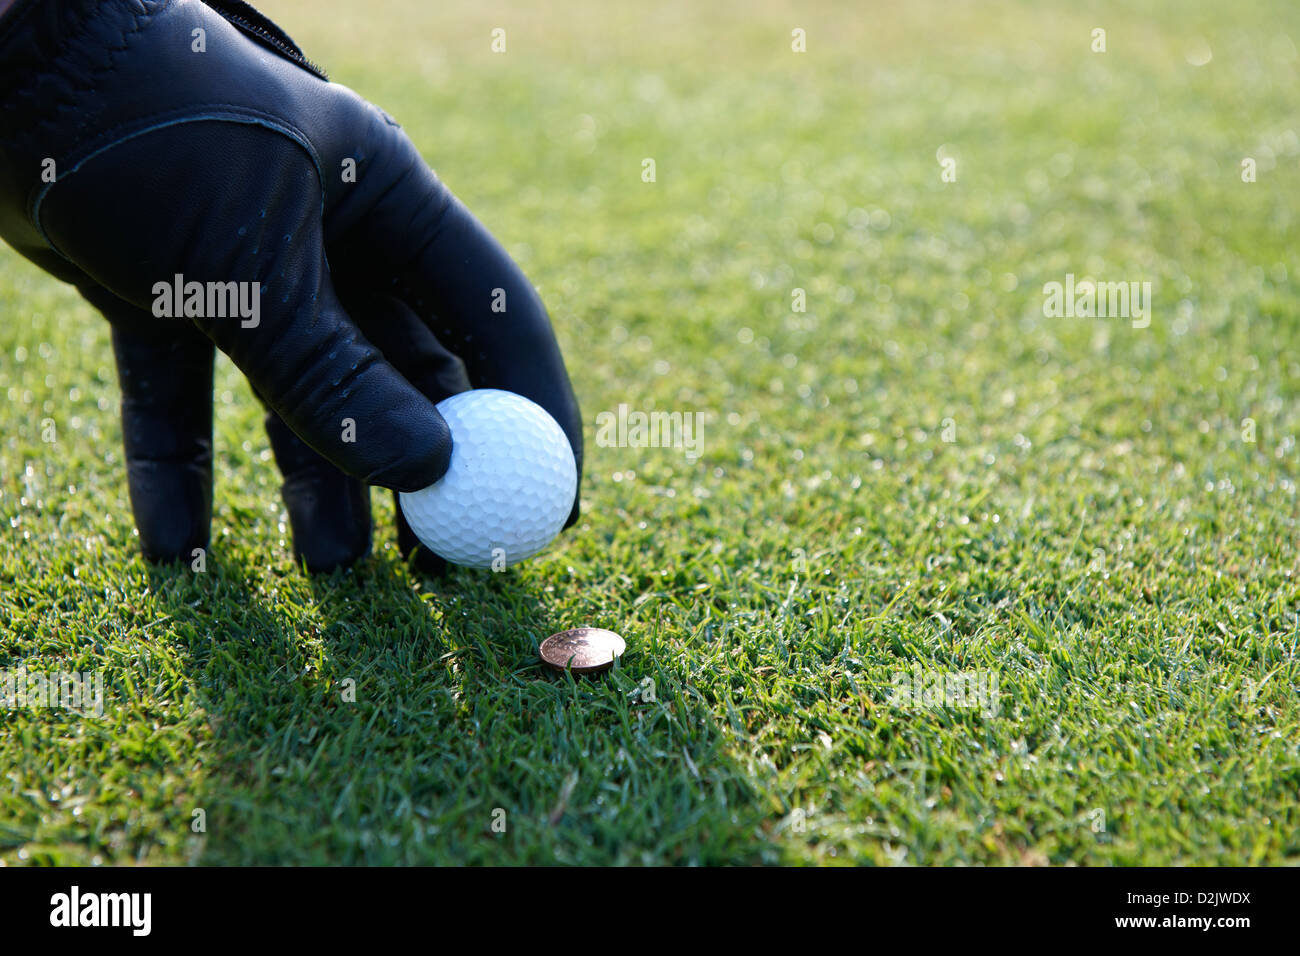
[0,0,584,572]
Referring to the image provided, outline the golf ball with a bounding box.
[399,389,577,569]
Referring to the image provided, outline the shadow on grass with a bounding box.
[143,550,774,865]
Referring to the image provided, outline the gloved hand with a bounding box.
[0,0,583,572]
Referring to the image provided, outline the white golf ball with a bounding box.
[399,389,577,569]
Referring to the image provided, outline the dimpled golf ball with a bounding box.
[399,389,577,569]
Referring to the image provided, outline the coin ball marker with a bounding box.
[540,628,626,674]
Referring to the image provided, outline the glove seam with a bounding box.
[0,0,44,46]
[32,106,326,260]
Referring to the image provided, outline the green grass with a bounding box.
[2,0,1299,865]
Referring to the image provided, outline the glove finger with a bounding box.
[79,285,214,564]
[345,290,472,403]
[339,288,470,576]
[262,407,372,574]
[389,199,583,528]
[257,286,472,575]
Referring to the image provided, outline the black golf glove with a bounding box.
[0,0,583,572]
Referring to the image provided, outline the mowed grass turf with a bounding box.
[2,0,1299,865]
